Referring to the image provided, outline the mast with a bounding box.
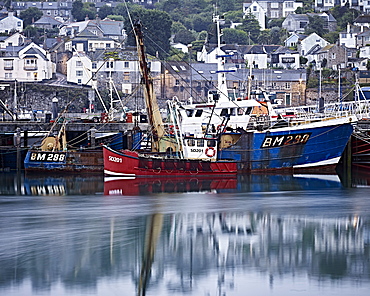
[214,15,229,103]
[133,20,164,152]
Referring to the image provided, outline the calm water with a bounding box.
[1,167,370,296]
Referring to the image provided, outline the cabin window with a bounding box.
[220,108,228,116]
[245,107,253,115]
[195,109,203,117]
[186,109,194,117]
[230,108,236,116]
[187,139,195,146]
[237,107,245,115]
[207,139,216,147]
[197,139,204,147]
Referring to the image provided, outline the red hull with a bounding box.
[104,176,237,195]
[103,146,237,177]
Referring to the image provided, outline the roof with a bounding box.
[34,16,62,26]
[191,64,307,82]
[273,46,298,54]
[356,29,370,37]
[286,14,309,22]
[23,47,48,60]
[316,44,335,53]
[354,15,370,24]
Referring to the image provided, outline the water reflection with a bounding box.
[0,206,368,295]
[0,169,370,295]
[0,173,104,196]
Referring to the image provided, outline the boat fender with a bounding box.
[205,147,216,157]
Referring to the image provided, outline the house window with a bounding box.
[92,62,97,69]
[285,83,291,89]
[271,2,278,8]
[124,61,129,68]
[77,79,82,84]
[175,79,180,86]
[106,61,114,68]
[106,43,111,48]
[54,10,58,15]
[4,59,13,70]
[5,73,12,78]
[46,10,51,15]
[76,61,82,67]
[332,53,336,59]
[271,11,279,18]
[285,93,291,105]
[17,21,21,27]
[76,71,83,76]
[285,2,293,8]
[124,72,130,81]
[253,6,257,11]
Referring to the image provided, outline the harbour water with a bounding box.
[1,168,370,296]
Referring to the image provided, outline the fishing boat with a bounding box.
[24,123,105,172]
[162,15,357,173]
[103,20,237,177]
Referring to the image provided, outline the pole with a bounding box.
[338,66,341,101]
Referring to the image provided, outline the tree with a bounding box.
[98,5,114,20]
[19,7,43,27]
[71,0,84,21]
[174,29,196,45]
[330,5,361,30]
[223,28,249,44]
[123,7,172,59]
[323,31,339,44]
[172,21,187,35]
[267,17,285,29]
[305,15,328,37]
[72,0,96,21]
[238,13,261,43]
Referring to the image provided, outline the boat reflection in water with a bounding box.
[104,176,238,195]
[0,173,104,196]
[0,208,367,295]
[104,174,344,196]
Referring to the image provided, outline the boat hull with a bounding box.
[103,146,237,177]
[24,150,103,172]
[104,176,237,195]
[219,120,355,173]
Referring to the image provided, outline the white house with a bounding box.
[299,32,329,57]
[197,45,226,64]
[271,47,300,69]
[244,45,268,69]
[284,33,307,47]
[243,1,266,30]
[0,43,55,81]
[65,29,120,53]
[172,43,190,53]
[0,12,23,34]
[66,49,161,95]
[0,32,26,49]
[339,24,362,48]
[60,18,126,41]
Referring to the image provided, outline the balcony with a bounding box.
[24,65,38,71]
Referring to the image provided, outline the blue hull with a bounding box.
[24,150,103,172]
[219,122,354,172]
